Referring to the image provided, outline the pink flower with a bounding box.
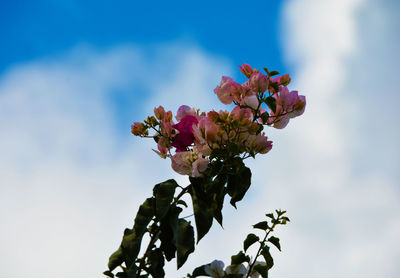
[172,115,198,151]
[244,95,259,110]
[160,120,174,137]
[171,152,192,175]
[192,157,209,177]
[288,94,306,118]
[152,143,168,159]
[231,106,253,121]
[170,151,209,177]
[249,72,269,93]
[176,105,197,122]
[246,133,273,154]
[277,86,297,110]
[253,134,273,154]
[214,76,243,105]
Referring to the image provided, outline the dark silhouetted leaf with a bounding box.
[153,179,178,220]
[148,248,165,278]
[190,185,213,243]
[116,272,128,278]
[103,270,114,278]
[126,263,137,278]
[265,213,274,219]
[122,198,154,267]
[133,198,154,237]
[191,265,209,277]
[269,71,280,76]
[107,246,124,271]
[176,199,188,208]
[265,96,276,113]
[260,112,269,124]
[176,219,195,269]
[227,162,251,208]
[268,236,281,251]
[253,221,269,231]
[261,246,274,270]
[244,233,260,252]
[159,205,182,261]
[253,264,269,278]
[231,251,250,265]
[207,174,227,226]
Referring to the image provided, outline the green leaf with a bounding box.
[177,219,195,269]
[153,179,178,220]
[253,221,269,231]
[260,112,269,124]
[133,198,155,237]
[225,275,245,278]
[227,161,252,208]
[261,246,274,270]
[253,264,269,278]
[121,229,138,267]
[122,198,154,267]
[190,185,214,243]
[231,251,250,265]
[268,236,281,251]
[116,272,128,278]
[265,96,276,114]
[269,71,280,76]
[265,213,274,219]
[243,233,260,252]
[176,199,188,208]
[275,209,286,216]
[263,67,270,75]
[280,216,290,224]
[107,246,124,271]
[148,248,165,278]
[103,270,114,278]
[207,174,227,226]
[159,205,182,261]
[191,265,209,277]
[126,263,137,278]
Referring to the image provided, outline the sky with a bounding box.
[0,0,399,278]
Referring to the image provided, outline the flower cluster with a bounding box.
[131,64,306,177]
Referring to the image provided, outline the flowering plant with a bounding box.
[104,64,306,278]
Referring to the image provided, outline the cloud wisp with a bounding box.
[0,43,232,278]
[253,0,400,277]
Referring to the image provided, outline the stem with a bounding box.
[135,184,192,276]
[245,222,277,278]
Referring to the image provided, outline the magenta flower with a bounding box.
[172,115,198,151]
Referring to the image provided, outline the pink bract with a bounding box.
[172,115,198,151]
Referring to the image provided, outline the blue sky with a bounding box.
[0,1,399,278]
[0,0,285,74]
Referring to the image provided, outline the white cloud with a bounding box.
[250,0,400,277]
[0,43,232,278]
[2,1,399,277]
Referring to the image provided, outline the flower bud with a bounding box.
[280,74,291,86]
[131,122,147,136]
[154,106,165,120]
[239,63,254,78]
